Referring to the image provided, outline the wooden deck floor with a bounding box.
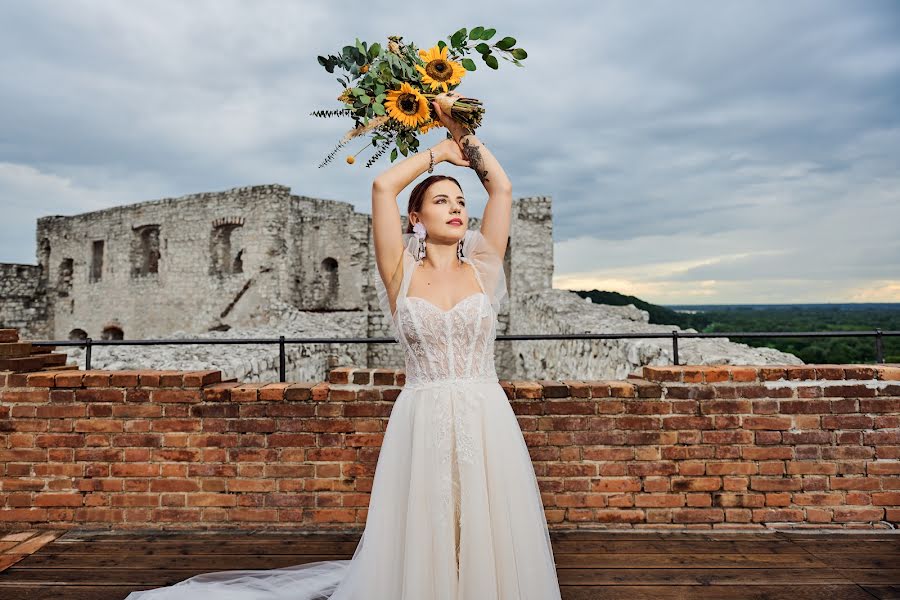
[0,529,898,599]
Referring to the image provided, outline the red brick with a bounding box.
[150,389,201,403]
[672,508,723,522]
[74,389,125,403]
[873,492,900,506]
[833,507,884,522]
[0,389,49,403]
[743,416,792,430]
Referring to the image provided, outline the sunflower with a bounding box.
[384,82,430,129]
[415,44,466,93]
[418,119,442,134]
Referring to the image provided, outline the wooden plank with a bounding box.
[1,566,859,587]
[550,540,810,554]
[837,571,900,586]
[16,554,351,570]
[34,540,362,556]
[814,553,900,569]
[554,567,853,585]
[19,550,828,570]
[861,585,900,600]
[558,585,879,600]
[39,538,815,556]
[0,555,27,572]
[0,586,156,600]
[55,531,361,542]
[0,532,37,543]
[7,532,61,556]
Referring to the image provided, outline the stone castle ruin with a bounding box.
[0,184,800,382]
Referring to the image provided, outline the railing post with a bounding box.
[279,335,286,383]
[85,337,92,371]
[672,330,679,365]
[875,329,884,364]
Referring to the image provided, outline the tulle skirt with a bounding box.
[124,377,562,599]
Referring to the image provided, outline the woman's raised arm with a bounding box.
[433,94,512,258]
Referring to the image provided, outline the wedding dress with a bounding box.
[124,228,562,600]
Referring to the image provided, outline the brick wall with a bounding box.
[1,328,898,530]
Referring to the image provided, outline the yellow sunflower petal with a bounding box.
[384,82,430,129]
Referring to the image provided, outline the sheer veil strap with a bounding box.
[374,232,419,342]
[462,228,508,316]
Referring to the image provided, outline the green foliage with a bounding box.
[573,289,900,364]
[447,27,528,69]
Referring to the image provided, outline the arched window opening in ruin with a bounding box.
[68,328,88,341]
[233,249,244,274]
[210,218,245,276]
[57,258,73,297]
[321,257,338,273]
[131,225,161,277]
[319,257,339,307]
[101,325,124,340]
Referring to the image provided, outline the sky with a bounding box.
[1,0,898,305]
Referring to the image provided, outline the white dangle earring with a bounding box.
[412,221,427,262]
[457,238,464,262]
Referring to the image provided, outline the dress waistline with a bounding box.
[403,375,500,391]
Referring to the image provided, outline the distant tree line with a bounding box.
[573,290,900,365]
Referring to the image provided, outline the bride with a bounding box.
[125,92,562,599]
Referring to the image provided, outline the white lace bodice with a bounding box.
[375,229,508,387]
[397,291,498,386]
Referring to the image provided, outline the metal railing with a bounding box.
[31,329,899,383]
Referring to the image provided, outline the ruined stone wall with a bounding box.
[0,264,48,339]
[32,185,299,340]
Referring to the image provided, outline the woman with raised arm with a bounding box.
[124,92,562,600]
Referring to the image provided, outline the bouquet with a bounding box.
[312,28,528,168]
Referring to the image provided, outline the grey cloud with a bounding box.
[1,0,898,302]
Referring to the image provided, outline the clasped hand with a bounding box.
[432,92,472,168]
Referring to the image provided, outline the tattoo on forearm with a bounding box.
[461,137,490,183]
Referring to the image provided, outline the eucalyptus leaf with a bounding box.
[512,48,527,59]
[451,30,466,47]
[360,94,371,104]
[470,26,484,39]
[495,36,516,50]
[351,87,365,96]
[475,42,491,54]
[461,58,476,71]
[484,54,499,69]
[369,43,381,59]
[373,103,385,116]
[390,148,398,162]
[481,28,496,40]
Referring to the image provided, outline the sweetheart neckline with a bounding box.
[404,292,486,314]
